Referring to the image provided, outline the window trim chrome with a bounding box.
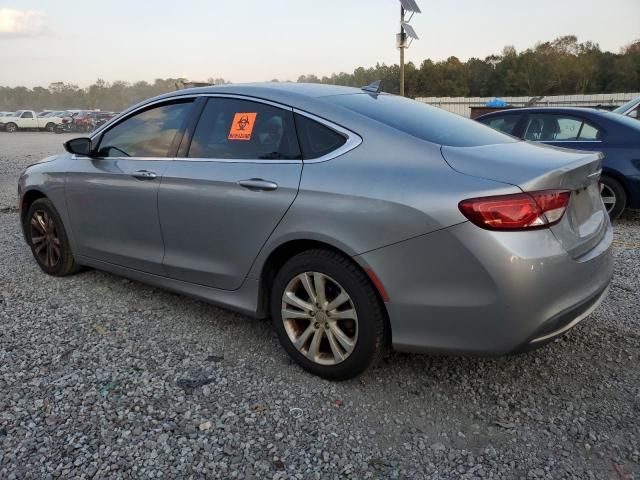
[292,108,362,164]
[533,140,603,144]
[87,92,362,164]
[89,93,201,141]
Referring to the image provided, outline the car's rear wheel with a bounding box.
[599,176,626,220]
[5,122,17,133]
[45,122,55,132]
[26,198,80,276]
[271,249,388,380]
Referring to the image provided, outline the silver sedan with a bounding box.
[18,83,613,379]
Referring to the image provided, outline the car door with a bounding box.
[158,96,303,290]
[65,99,194,274]
[20,111,38,128]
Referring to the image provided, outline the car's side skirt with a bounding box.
[76,256,263,319]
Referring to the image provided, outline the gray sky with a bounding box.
[0,0,638,88]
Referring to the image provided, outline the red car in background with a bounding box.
[73,111,118,132]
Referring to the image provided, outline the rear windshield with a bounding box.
[324,94,516,147]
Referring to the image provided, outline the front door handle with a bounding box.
[132,170,157,180]
[238,178,278,191]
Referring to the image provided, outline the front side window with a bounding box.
[188,98,301,160]
[22,111,34,118]
[96,100,193,158]
[483,115,522,135]
[523,114,601,141]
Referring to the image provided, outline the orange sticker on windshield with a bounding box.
[228,112,257,141]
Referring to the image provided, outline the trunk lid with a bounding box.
[441,141,608,258]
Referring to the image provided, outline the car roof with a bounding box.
[173,82,363,99]
[114,82,382,131]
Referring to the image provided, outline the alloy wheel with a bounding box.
[281,272,358,366]
[30,209,61,268]
[600,182,616,214]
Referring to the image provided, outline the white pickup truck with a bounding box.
[0,110,64,132]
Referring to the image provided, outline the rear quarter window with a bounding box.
[325,94,516,147]
[481,115,522,135]
[294,114,346,159]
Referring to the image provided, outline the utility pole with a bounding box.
[396,0,420,97]
[400,6,405,96]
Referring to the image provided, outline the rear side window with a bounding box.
[188,98,301,160]
[482,115,522,135]
[325,94,515,147]
[97,100,193,157]
[522,114,601,141]
[294,114,346,159]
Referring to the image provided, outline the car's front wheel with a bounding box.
[26,198,80,276]
[271,249,388,380]
[600,176,626,220]
[5,122,17,133]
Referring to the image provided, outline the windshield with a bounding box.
[324,93,516,147]
[613,97,640,114]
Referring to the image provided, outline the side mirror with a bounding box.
[64,137,92,156]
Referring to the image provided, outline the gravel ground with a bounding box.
[1,132,639,479]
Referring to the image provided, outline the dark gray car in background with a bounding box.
[18,83,613,379]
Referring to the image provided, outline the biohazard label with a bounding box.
[228,112,257,141]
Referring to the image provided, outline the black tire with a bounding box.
[600,176,626,220]
[5,122,17,133]
[45,122,55,132]
[26,198,80,276]
[270,249,388,380]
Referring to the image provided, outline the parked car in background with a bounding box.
[95,111,117,127]
[37,111,53,117]
[65,110,96,132]
[476,107,640,219]
[613,97,640,120]
[52,112,75,134]
[73,112,98,133]
[18,84,613,379]
[0,110,65,132]
[42,111,67,119]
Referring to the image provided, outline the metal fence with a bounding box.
[415,93,640,118]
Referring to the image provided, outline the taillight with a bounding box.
[459,190,570,231]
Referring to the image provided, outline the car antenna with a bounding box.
[361,80,382,94]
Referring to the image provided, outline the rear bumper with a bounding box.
[355,220,614,355]
[512,283,609,352]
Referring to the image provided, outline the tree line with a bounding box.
[0,36,638,112]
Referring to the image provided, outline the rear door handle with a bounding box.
[238,179,278,191]
[132,170,157,180]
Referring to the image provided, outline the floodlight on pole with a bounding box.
[396,0,421,97]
